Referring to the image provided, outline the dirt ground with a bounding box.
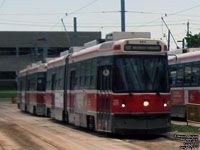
[0,99,197,150]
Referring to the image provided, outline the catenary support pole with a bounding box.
[73,17,77,46]
[121,0,125,32]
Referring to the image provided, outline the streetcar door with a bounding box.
[51,73,56,109]
[63,56,69,122]
[97,66,112,131]
[69,70,76,114]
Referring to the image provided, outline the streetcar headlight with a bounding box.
[164,102,168,107]
[121,103,126,108]
[143,101,149,107]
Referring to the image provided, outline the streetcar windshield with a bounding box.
[37,72,46,91]
[113,55,169,93]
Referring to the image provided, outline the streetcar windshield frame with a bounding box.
[113,55,170,93]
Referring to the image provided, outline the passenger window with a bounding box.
[176,64,184,86]
[70,70,76,90]
[90,59,96,89]
[170,65,177,87]
[85,60,91,89]
[191,63,200,86]
[80,63,85,88]
[184,64,191,86]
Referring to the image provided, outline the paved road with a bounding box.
[0,99,187,150]
[0,98,11,103]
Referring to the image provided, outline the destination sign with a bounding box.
[124,44,161,51]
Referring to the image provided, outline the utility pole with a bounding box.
[42,33,48,63]
[187,20,190,36]
[34,33,38,62]
[177,39,185,49]
[73,17,77,46]
[121,0,125,32]
[16,46,19,74]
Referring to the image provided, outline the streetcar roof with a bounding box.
[18,68,28,76]
[27,63,46,74]
[70,38,167,62]
[47,55,66,68]
[168,50,200,64]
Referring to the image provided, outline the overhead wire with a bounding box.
[0,1,199,38]
[49,0,99,31]
[69,0,99,14]
[169,3,200,16]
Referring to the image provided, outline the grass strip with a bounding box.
[0,93,17,98]
[171,123,200,134]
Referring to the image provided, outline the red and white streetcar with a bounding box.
[18,37,171,134]
[66,38,171,134]
[18,62,47,116]
[17,68,28,111]
[169,51,200,119]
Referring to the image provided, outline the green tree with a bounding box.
[185,33,200,48]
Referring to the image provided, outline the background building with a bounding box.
[0,31,101,90]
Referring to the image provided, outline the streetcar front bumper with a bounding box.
[111,112,171,134]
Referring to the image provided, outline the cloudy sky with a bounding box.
[0,0,200,49]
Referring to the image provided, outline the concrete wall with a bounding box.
[0,55,40,72]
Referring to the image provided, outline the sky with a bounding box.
[0,0,200,49]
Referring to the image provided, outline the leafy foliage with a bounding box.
[185,33,200,48]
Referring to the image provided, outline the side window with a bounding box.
[46,69,51,90]
[184,63,191,86]
[56,67,61,90]
[33,74,37,91]
[58,66,64,90]
[90,59,96,89]
[80,62,85,88]
[75,63,79,89]
[85,60,91,89]
[70,70,76,90]
[170,65,177,87]
[176,64,184,87]
[23,77,26,91]
[191,62,200,86]
[51,73,56,91]
[20,80,23,91]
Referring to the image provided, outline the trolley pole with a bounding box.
[161,17,179,50]
[73,17,77,46]
[121,0,126,32]
[16,46,19,74]
[61,18,71,47]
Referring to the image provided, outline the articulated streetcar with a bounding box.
[46,55,68,120]
[18,63,46,116]
[169,51,200,119]
[17,68,27,111]
[18,38,171,134]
